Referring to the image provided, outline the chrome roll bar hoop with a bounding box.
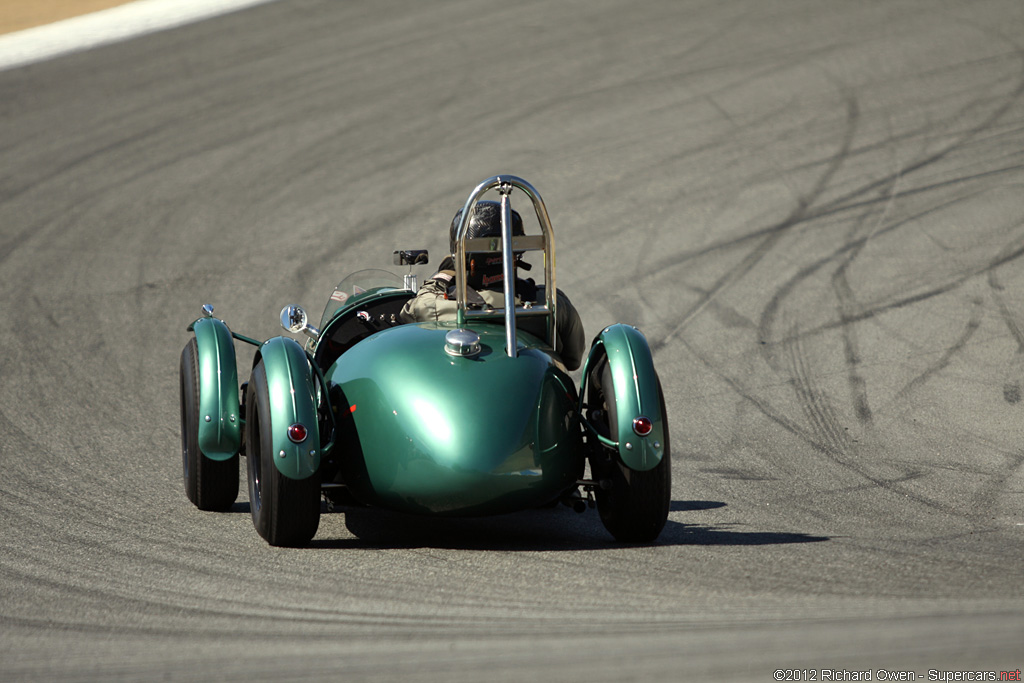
[452,175,557,358]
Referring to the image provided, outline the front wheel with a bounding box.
[245,361,320,547]
[589,359,671,543]
[179,338,238,511]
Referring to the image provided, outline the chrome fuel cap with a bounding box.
[445,329,481,358]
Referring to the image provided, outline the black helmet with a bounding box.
[448,200,524,254]
[449,201,526,291]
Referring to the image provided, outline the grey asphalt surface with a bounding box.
[2,1,1023,680]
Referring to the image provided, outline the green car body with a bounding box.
[583,323,666,472]
[254,336,322,481]
[327,321,581,515]
[187,316,241,461]
[180,175,671,545]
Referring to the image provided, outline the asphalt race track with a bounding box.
[2,1,1023,680]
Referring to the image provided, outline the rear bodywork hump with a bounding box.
[328,323,581,515]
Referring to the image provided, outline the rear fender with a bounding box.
[580,324,665,472]
[189,317,241,461]
[253,337,321,480]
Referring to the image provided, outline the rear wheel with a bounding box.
[588,357,671,543]
[179,338,238,511]
[245,361,320,547]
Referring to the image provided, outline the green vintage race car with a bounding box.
[179,176,671,546]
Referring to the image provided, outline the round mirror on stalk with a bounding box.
[280,305,320,340]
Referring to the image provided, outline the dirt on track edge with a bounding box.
[0,0,134,35]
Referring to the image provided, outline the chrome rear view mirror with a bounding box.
[280,305,320,340]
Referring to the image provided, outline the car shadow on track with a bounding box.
[294,500,829,551]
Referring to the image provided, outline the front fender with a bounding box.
[582,324,665,472]
[189,317,241,461]
[254,336,321,480]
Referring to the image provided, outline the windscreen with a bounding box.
[318,269,403,329]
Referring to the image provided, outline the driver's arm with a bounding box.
[399,270,456,323]
[554,290,585,371]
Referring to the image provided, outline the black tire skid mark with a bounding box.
[968,235,1024,519]
[648,94,862,355]
[783,323,851,455]
[719,234,1019,519]
[760,185,1023,361]
[831,258,874,425]
[639,44,1024,293]
[771,231,1024,347]
[986,238,1024,404]
[678,331,958,516]
[640,30,1023,360]
[0,410,69,525]
[759,225,1024,441]
[815,72,914,429]
[754,230,1022,519]
[968,451,1024,522]
[655,50,1024,516]
[652,158,1022,367]
[785,340,966,516]
[647,51,1022,513]
[894,297,985,402]
[675,332,828,452]
[828,197,901,427]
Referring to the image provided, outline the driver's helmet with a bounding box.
[449,200,525,291]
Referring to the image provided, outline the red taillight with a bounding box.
[287,423,308,443]
[632,416,653,437]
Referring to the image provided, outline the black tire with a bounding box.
[179,338,239,511]
[245,361,320,547]
[589,358,671,543]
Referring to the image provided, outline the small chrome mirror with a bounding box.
[393,249,429,266]
[280,305,320,340]
[394,249,429,291]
